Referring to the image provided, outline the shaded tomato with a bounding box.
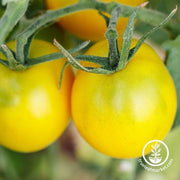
[46,0,144,41]
[0,40,74,152]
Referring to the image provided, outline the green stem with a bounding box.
[58,55,109,88]
[117,8,137,71]
[54,39,114,75]
[54,5,176,76]
[58,62,69,88]
[0,0,29,45]
[0,0,178,73]
[1,44,17,68]
[0,58,9,67]
[105,7,120,67]
[16,1,96,64]
[26,41,90,67]
[116,3,180,34]
[15,0,180,65]
[75,55,108,66]
[127,6,178,62]
[1,44,26,71]
[53,39,90,72]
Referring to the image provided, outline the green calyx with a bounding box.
[54,5,177,82]
[0,44,26,71]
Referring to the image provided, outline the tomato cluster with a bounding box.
[0,0,177,159]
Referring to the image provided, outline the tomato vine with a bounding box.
[0,0,178,74]
[0,0,29,45]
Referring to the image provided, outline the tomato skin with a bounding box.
[0,40,74,153]
[71,39,177,158]
[45,0,144,41]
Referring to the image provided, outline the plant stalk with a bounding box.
[16,0,180,65]
[0,0,30,45]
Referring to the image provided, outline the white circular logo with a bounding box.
[142,140,169,167]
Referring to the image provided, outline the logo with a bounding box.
[138,140,173,172]
[143,140,169,167]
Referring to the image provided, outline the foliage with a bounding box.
[163,35,180,128]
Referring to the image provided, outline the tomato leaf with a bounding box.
[163,35,180,128]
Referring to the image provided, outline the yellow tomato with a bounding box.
[0,40,74,152]
[71,39,177,158]
[46,0,144,41]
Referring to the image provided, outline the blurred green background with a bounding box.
[0,124,180,180]
[0,0,180,179]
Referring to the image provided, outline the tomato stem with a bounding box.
[0,0,178,72]
[105,7,120,67]
[1,44,26,71]
[0,0,29,45]
[53,6,177,77]
[16,2,95,65]
[13,0,180,65]
[54,40,115,76]
[26,41,90,67]
[126,6,178,63]
[116,8,137,71]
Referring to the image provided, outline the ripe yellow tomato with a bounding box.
[0,40,74,152]
[46,0,144,41]
[71,38,177,158]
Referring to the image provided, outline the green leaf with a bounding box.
[163,35,180,128]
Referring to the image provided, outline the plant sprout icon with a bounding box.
[149,143,162,164]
